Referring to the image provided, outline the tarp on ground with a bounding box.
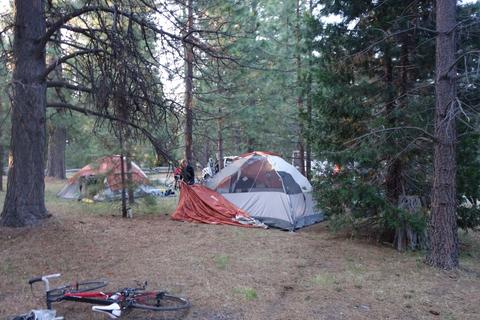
[171,182,259,227]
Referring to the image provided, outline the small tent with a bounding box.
[206,151,324,230]
[58,155,153,201]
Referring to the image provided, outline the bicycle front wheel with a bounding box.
[70,280,108,293]
[47,280,108,300]
[125,292,190,320]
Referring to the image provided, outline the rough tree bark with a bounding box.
[126,150,134,205]
[0,97,4,191]
[217,107,224,170]
[46,30,66,179]
[120,150,128,218]
[0,0,49,227]
[46,126,66,179]
[384,42,403,205]
[426,0,459,269]
[295,0,305,176]
[184,0,194,163]
[305,0,313,181]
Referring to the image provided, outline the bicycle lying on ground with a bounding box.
[18,273,190,319]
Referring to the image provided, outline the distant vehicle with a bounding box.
[223,156,238,168]
[291,150,330,176]
[201,156,238,182]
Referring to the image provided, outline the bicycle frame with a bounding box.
[29,274,114,310]
[50,291,114,307]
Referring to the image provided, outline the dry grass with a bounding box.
[1,179,480,320]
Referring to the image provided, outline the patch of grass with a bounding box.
[415,256,428,271]
[233,287,258,301]
[344,257,367,286]
[459,231,480,261]
[346,259,365,275]
[214,255,230,270]
[441,313,457,320]
[143,194,158,207]
[1,257,14,275]
[312,274,336,287]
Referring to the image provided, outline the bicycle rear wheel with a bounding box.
[125,292,190,320]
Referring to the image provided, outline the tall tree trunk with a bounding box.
[217,108,224,170]
[384,42,402,204]
[1,0,48,227]
[426,0,459,269]
[296,0,305,176]
[0,145,3,192]
[0,97,4,191]
[46,126,66,179]
[247,137,255,153]
[203,139,210,166]
[46,30,66,179]
[305,0,313,180]
[120,151,128,218]
[0,0,48,227]
[234,122,241,155]
[184,0,194,163]
[126,150,134,205]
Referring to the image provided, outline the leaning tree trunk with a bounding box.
[1,0,48,227]
[426,0,459,269]
[46,126,66,179]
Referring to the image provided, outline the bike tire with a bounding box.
[125,292,190,320]
[47,280,108,300]
[70,280,108,293]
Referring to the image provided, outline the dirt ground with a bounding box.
[1,180,480,320]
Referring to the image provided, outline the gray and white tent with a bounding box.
[206,151,324,230]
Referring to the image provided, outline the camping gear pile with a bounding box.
[57,155,164,201]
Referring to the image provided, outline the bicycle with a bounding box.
[27,273,191,319]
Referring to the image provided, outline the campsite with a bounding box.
[1,180,480,320]
[0,0,480,319]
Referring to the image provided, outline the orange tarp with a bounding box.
[171,182,254,227]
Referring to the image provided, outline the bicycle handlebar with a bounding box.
[29,273,61,292]
[28,276,42,285]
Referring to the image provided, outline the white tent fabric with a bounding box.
[206,151,323,230]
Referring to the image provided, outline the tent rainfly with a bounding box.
[206,151,324,230]
[171,182,264,228]
[57,155,154,201]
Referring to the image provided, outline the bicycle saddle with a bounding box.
[91,303,121,319]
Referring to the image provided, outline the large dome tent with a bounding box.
[206,151,324,230]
